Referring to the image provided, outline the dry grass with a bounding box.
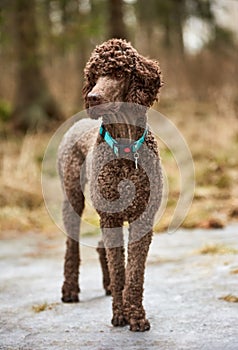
[0,96,238,235]
[219,295,238,303]
[196,243,238,255]
[156,97,238,231]
[32,302,59,313]
[0,133,55,233]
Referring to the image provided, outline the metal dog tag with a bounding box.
[134,152,139,169]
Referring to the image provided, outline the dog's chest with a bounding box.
[89,143,162,220]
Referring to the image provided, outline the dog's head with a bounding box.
[83,39,163,118]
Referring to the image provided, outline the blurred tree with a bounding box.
[186,0,213,20]
[12,0,63,132]
[136,0,214,56]
[0,0,236,127]
[41,0,108,107]
[108,0,127,39]
[135,0,157,53]
[136,0,186,55]
[208,25,236,54]
[165,0,186,55]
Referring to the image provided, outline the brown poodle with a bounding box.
[58,38,163,332]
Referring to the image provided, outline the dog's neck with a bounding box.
[101,109,147,141]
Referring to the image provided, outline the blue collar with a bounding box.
[99,124,148,157]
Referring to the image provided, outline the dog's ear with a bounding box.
[126,55,163,107]
[82,64,96,111]
[82,80,92,110]
[82,58,98,111]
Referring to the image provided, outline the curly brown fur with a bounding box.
[83,39,162,109]
[58,39,163,331]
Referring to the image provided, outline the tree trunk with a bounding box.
[108,0,127,39]
[162,0,185,56]
[172,0,185,56]
[12,0,63,132]
[164,10,172,50]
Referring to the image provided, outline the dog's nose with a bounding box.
[87,92,102,104]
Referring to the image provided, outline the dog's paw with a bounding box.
[61,291,79,303]
[111,313,128,327]
[129,318,150,332]
[105,285,111,295]
[62,283,80,303]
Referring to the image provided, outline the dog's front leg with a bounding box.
[123,226,153,331]
[101,218,127,327]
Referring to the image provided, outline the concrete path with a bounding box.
[0,226,238,350]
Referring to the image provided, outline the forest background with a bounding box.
[0,0,237,234]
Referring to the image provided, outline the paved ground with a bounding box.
[0,225,238,350]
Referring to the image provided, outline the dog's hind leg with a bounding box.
[96,240,111,295]
[61,195,84,303]
[59,121,101,303]
[61,145,86,303]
